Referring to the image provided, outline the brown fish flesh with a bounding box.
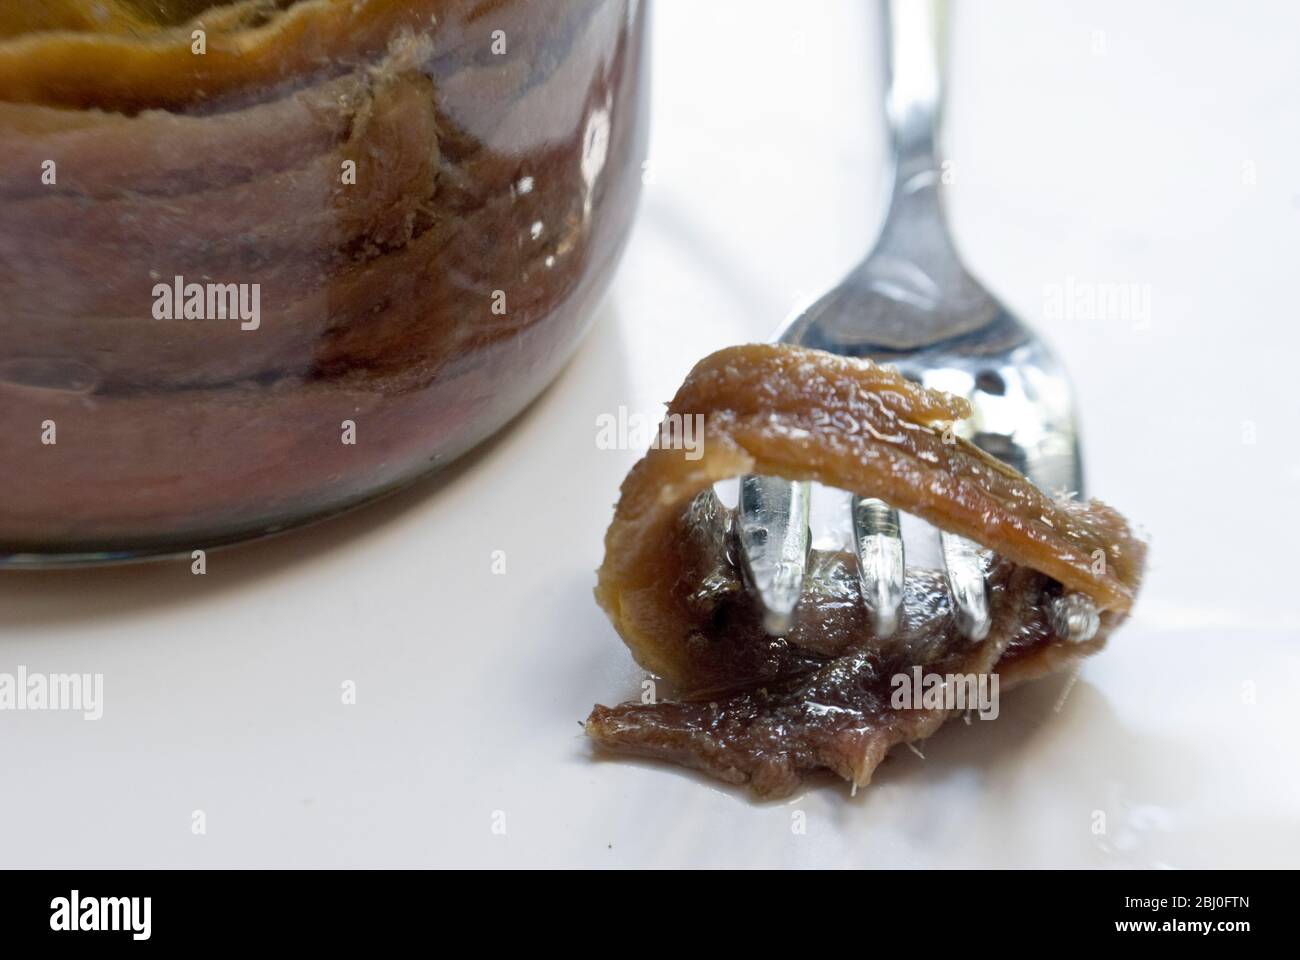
[586,344,1146,798]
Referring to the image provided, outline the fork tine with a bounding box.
[939,530,990,640]
[1049,592,1100,643]
[851,497,905,638]
[736,475,810,635]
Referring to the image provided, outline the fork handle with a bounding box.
[857,0,976,336]
[781,1,988,354]
[884,0,947,190]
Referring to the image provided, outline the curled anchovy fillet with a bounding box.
[586,344,1146,798]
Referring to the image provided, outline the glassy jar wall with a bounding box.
[0,0,649,564]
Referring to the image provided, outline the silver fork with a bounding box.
[736,0,1099,645]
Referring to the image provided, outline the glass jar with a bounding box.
[0,0,648,563]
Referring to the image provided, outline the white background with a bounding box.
[2,0,1298,867]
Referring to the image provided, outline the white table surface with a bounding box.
[2,0,1298,868]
